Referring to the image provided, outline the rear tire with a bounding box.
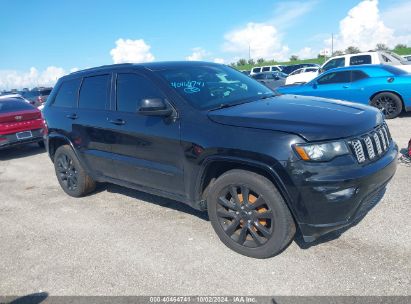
[207,169,295,258]
[370,92,402,119]
[54,145,96,197]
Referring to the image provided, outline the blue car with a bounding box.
[278,65,411,119]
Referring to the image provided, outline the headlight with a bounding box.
[293,141,350,161]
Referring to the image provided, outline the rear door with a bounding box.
[108,70,185,194]
[75,74,117,178]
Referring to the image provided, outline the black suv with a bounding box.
[43,62,397,258]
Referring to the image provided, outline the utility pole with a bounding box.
[248,44,251,61]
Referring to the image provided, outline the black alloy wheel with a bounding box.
[371,92,402,119]
[216,185,274,248]
[207,169,295,258]
[56,153,79,191]
[53,145,96,197]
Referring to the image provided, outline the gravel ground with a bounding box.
[0,114,410,296]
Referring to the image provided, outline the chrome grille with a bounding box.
[364,136,375,159]
[351,140,366,163]
[373,133,382,155]
[349,124,391,164]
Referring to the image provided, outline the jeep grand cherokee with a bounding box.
[42,62,397,258]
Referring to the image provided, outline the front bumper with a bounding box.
[284,142,398,242]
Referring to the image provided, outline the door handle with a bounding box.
[66,113,78,120]
[342,85,349,89]
[109,118,126,125]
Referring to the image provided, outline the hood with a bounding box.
[208,95,383,141]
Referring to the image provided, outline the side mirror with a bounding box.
[274,76,280,80]
[138,98,172,116]
[312,82,318,89]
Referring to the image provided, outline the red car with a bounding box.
[0,96,46,149]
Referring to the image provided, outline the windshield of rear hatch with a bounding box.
[0,99,35,113]
[155,65,274,110]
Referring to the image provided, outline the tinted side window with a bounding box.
[351,71,368,82]
[79,75,110,110]
[53,78,81,108]
[116,73,162,113]
[261,67,270,72]
[322,58,345,71]
[318,71,350,84]
[350,55,371,65]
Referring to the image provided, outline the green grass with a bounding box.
[235,57,326,71]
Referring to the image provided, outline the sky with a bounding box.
[1,0,410,89]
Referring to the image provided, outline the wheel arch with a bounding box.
[196,156,297,220]
[47,133,77,162]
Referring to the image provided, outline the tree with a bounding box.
[257,58,265,64]
[248,59,255,65]
[345,46,360,54]
[376,43,389,51]
[289,55,299,61]
[332,50,344,56]
[237,58,247,66]
[394,44,407,50]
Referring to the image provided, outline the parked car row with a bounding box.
[0,87,53,107]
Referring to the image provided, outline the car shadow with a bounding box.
[6,292,48,304]
[0,143,45,161]
[398,111,411,118]
[104,183,209,222]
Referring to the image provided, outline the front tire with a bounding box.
[370,92,402,119]
[207,169,295,258]
[54,145,96,197]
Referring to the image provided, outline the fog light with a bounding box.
[325,187,357,201]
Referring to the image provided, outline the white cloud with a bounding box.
[0,66,68,90]
[185,47,208,61]
[110,38,155,64]
[382,0,411,41]
[213,58,225,64]
[223,22,290,61]
[330,0,411,52]
[272,1,318,28]
[295,47,317,59]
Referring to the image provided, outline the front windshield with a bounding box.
[155,65,274,110]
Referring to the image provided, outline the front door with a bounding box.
[108,71,185,195]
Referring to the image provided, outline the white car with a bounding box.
[320,51,411,73]
[250,67,262,75]
[260,65,283,73]
[293,51,411,84]
[285,67,319,85]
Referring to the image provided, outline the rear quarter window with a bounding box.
[53,78,81,108]
[350,55,371,65]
